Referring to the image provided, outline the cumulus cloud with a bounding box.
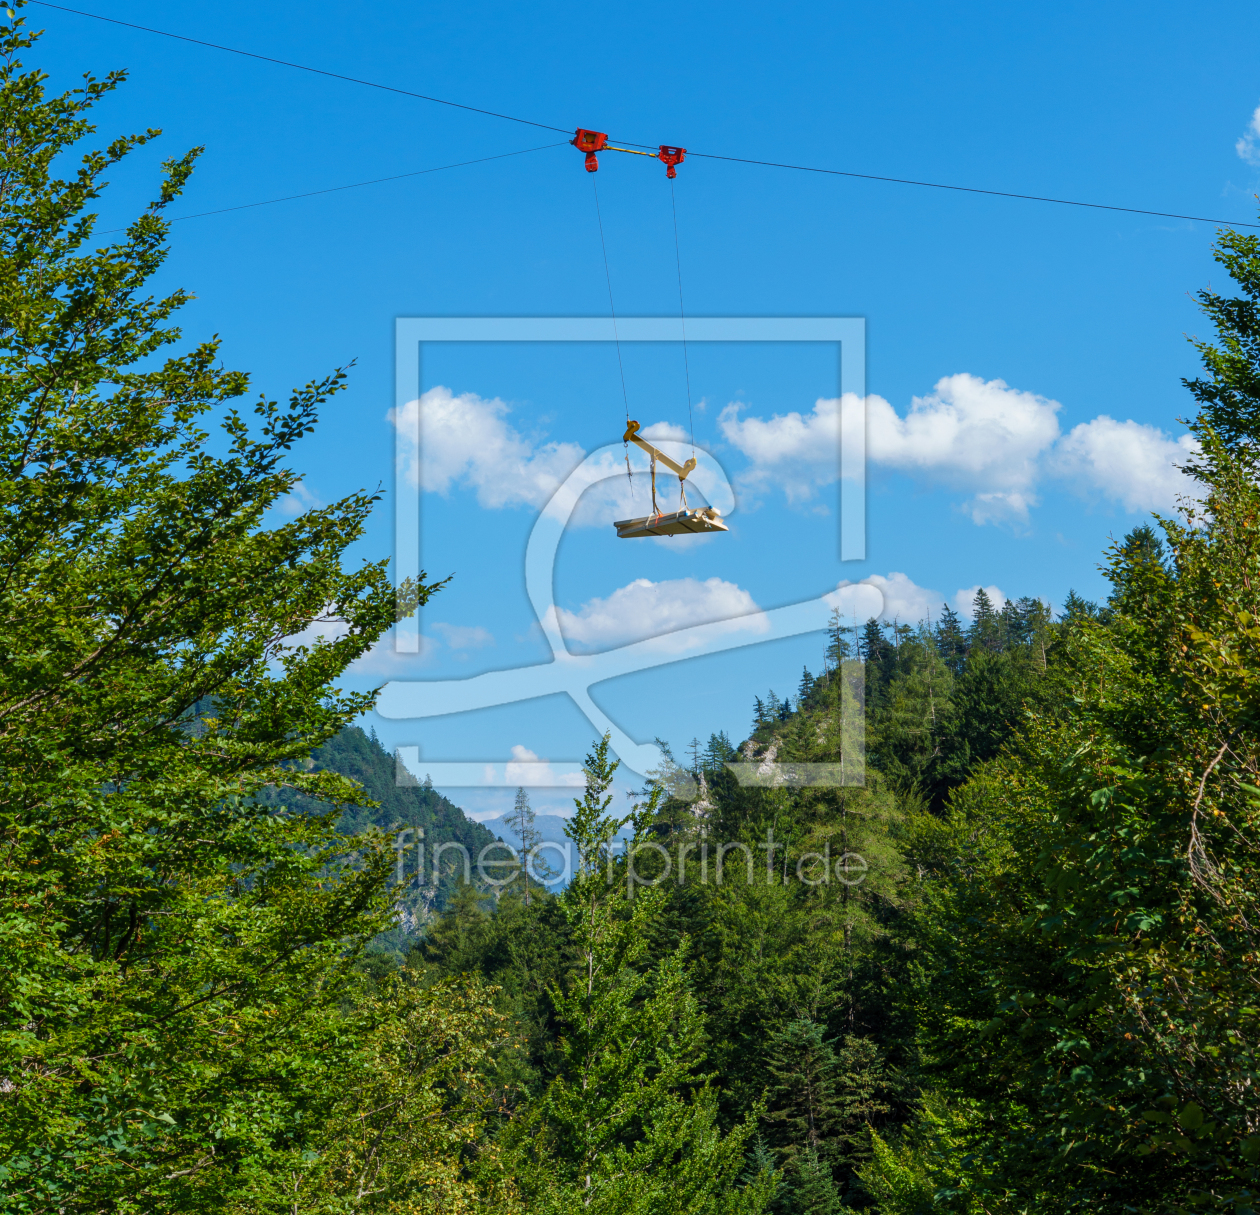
[1237,104,1260,166]
[829,573,1008,625]
[391,386,584,508]
[867,374,1060,521]
[500,744,585,788]
[554,576,769,653]
[722,375,1059,522]
[1050,416,1200,513]
[842,572,944,624]
[720,372,1198,525]
[954,585,1008,618]
[718,395,842,502]
[431,622,494,650]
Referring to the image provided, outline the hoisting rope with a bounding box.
[591,174,634,492]
[670,177,696,457]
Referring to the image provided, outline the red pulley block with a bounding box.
[572,128,608,172]
[657,145,686,178]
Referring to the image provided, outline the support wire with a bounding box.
[670,177,696,455]
[591,175,634,490]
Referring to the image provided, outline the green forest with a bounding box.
[3,13,1259,1214]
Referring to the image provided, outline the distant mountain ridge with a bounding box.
[269,726,498,944]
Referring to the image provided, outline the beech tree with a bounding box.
[0,11,445,1210]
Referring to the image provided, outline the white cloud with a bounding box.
[277,480,321,516]
[1050,416,1200,512]
[867,375,1060,511]
[720,373,1197,525]
[349,627,440,676]
[503,744,585,788]
[554,576,769,653]
[954,585,1007,618]
[1237,104,1260,166]
[721,375,1059,520]
[390,386,584,508]
[640,421,690,442]
[431,622,494,650]
[719,395,841,502]
[281,616,440,678]
[829,573,1009,625]
[838,572,943,624]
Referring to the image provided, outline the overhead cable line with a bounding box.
[28,0,570,134]
[686,150,1260,229]
[98,143,566,232]
[29,0,1260,231]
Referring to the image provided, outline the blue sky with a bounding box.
[34,0,1260,816]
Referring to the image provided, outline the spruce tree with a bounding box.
[787,1146,842,1215]
[519,737,773,1214]
[859,618,887,663]
[934,603,968,674]
[764,1018,840,1165]
[504,785,547,905]
[825,607,855,671]
[967,587,1001,651]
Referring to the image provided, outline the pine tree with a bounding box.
[798,665,816,709]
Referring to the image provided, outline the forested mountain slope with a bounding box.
[267,725,500,933]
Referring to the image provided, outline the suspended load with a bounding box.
[614,421,728,539]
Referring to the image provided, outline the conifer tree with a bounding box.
[859,618,888,663]
[966,587,1001,651]
[934,603,968,674]
[705,730,736,772]
[504,785,548,905]
[825,608,854,669]
[519,737,772,1214]
[764,1019,840,1167]
[753,695,768,730]
[787,1147,843,1215]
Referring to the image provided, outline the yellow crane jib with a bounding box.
[622,419,697,480]
[614,420,728,539]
